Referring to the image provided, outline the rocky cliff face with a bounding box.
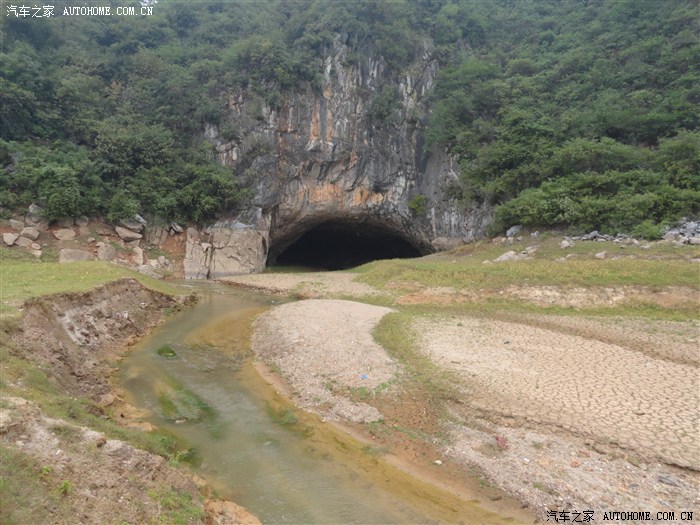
[186,37,492,278]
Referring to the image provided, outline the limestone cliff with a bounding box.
[186,37,491,278]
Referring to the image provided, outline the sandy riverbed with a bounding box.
[229,271,700,521]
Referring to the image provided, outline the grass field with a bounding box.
[0,246,188,317]
[353,236,700,291]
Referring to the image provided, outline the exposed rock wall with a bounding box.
[194,37,492,277]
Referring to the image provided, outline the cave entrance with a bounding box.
[271,221,422,270]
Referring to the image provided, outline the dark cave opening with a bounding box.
[272,221,422,270]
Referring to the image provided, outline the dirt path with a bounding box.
[241,270,700,521]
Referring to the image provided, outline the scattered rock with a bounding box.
[144,224,169,247]
[115,226,143,242]
[594,251,607,259]
[663,230,680,241]
[9,219,24,231]
[506,224,523,238]
[97,243,116,261]
[58,248,94,263]
[14,236,34,248]
[657,475,681,487]
[205,499,262,525]
[53,228,76,241]
[3,232,18,246]
[530,231,539,238]
[99,393,115,407]
[493,250,531,263]
[570,459,581,468]
[170,221,184,234]
[26,203,43,222]
[137,264,160,278]
[119,218,144,232]
[494,250,519,262]
[560,240,573,249]
[133,247,144,266]
[19,226,40,240]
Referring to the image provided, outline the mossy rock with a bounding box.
[156,345,177,358]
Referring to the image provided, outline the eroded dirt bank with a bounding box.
[1,279,260,525]
[247,272,700,522]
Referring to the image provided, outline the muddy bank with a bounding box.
[2,279,260,525]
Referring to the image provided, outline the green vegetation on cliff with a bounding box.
[1,0,697,234]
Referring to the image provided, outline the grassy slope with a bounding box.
[0,245,200,524]
[355,236,700,291]
[0,245,188,318]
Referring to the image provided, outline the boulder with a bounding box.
[184,228,210,279]
[58,248,94,263]
[119,218,144,232]
[137,265,160,278]
[26,203,43,222]
[97,243,116,261]
[560,240,573,249]
[115,226,143,242]
[663,230,680,241]
[506,224,523,238]
[208,228,268,279]
[19,227,39,240]
[144,224,169,246]
[170,222,184,234]
[681,221,697,236]
[689,237,700,245]
[3,232,18,246]
[9,219,24,231]
[530,231,540,238]
[132,247,144,266]
[494,250,518,262]
[53,228,76,241]
[595,251,607,259]
[14,237,33,248]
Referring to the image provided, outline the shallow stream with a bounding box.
[119,283,521,524]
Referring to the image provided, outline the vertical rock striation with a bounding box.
[192,37,492,278]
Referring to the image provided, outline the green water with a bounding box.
[118,283,522,524]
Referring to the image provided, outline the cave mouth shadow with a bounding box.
[271,221,422,271]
